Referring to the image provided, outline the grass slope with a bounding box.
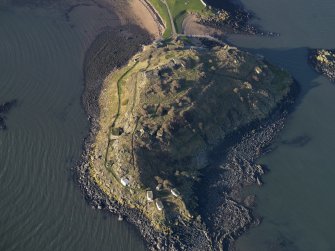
[90,39,294,232]
[149,0,206,37]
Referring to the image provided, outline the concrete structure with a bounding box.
[155,199,164,211]
[171,188,180,197]
[120,177,130,187]
[156,184,162,191]
[255,66,262,75]
[200,0,207,7]
[146,190,154,202]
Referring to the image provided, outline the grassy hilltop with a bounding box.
[89,39,293,231]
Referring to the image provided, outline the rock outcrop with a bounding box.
[89,38,295,241]
[309,49,335,82]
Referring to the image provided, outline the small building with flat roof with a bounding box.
[255,66,262,75]
[171,188,181,197]
[155,184,162,191]
[155,199,164,211]
[120,177,129,187]
[146,191,153,202]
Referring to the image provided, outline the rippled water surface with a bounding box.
[2,0,335,250]
[0,5,145,251]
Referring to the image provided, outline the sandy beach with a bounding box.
[182,13,223,37]
[129,0,162,38]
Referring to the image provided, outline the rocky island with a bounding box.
[309,49,335,82]
[76,0,298,250]
[83,39,296,249]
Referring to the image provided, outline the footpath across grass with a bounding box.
[148,0,173,38]
[166,0,206,33]
[148,0,207,37]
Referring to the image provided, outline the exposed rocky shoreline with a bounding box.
[309,49,335,82]
[76,30,299,251]
[200,0,279,37]
[75,22,169,249]
[77,59,298,250]
[197,80,299,250]
[1,0,299,250]
[74,2,299,251]
[76,25,205,251]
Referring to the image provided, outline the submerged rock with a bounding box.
[0,99,17,130]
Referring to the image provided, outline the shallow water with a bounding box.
[0,4,145,251]
[219,0,335,250]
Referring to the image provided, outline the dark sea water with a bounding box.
[214,0,335,250]
[2,0,335,250]
[0,4,146,251]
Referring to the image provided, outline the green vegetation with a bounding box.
[166,0,206,33]
[148,0,207,37]
[89,39,294,232]
[147,0,172,38]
